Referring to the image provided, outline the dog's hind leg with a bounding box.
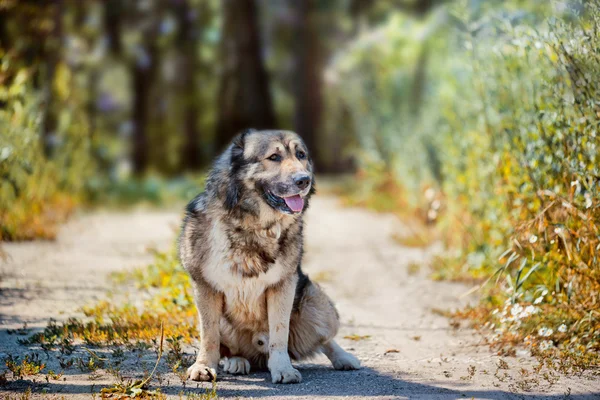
[321,340,361,370]
[288,282,360,370]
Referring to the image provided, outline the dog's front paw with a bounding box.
[270,365,302,384]
[332,351,361,371]
[220,356,251,375]
[187,362,217,382]
[268,353,302,384]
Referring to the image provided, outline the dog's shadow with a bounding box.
[164,362,599,399]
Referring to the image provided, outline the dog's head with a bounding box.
[224,129,315,215]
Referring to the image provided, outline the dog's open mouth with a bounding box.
[282,194,304,213]
[265,191,305,214]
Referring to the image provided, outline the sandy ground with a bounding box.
[1,196,598,399]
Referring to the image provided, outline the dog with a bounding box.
[178,129,360,384]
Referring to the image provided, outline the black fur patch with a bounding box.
[224,180,241,210]
[277,225,292,256]
[224,131,249,210]
[293,266,311,311]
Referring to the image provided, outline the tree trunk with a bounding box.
[103,0,123,56]
[215,0,276,151]
[131,52,155,175]
[293,0,324,169]
[174,0,204,170]
[131,37,159,175]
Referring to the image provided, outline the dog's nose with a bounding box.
[294,175,311,190]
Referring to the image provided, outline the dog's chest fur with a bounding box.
[202,218,296,327]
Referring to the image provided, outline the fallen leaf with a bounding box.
[343,334,371,341]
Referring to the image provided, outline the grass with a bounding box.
[4,354,45,379]
[0,192,78,241]
[3,245,218,399]
[341,172,600,375]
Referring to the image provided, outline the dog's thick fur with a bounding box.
[179,129,360,384]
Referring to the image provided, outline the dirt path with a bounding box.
[1,196,598,399]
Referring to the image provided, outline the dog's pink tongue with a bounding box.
[284,195,304,212]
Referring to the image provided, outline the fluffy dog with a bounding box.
[178,129,360,384]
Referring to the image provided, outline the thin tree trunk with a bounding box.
[103,0,123,56]
[175,0,204,170]
[131,53,153,175]
[131,39,159,175]
[215,0,276,151]
[293,0,324,169]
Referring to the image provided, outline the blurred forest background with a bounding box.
[1,0,600,368]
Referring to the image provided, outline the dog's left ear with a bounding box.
[225,128,256,210]
[231,128,256,153]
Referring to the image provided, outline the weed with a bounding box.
[460,365,476,381]
[100,324,167,399]
[45,370,64,382]
[4,354,45,379]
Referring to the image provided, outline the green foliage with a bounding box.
[4,354,45,379]
[87,175,206,208]
[331,1,600,368]
[0,0,216,240]
[0,55,87,240]
[327,10,449,200]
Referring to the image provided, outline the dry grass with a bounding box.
[4,246,218,398]
[0,193,78,241]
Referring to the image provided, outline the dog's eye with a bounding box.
[296,151,306,160]
[268,154,281,162]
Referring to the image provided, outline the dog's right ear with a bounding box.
[230,128,256,167]
[225,128,256,210]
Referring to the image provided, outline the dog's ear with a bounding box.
[225,129,256,210]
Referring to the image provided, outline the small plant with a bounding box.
[45,370,64,382]
[460,365,476,381]
[4,354,45,379]
[76,355,105,373]
[100,324,170,399]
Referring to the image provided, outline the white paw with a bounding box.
[268,352,302,384]
[220,356,251,375]
[270,365,302,384]
[331,351,361,371]
[187,362,217,382]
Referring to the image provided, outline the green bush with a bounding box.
[0,50,97,240]
[329,1,600,366]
